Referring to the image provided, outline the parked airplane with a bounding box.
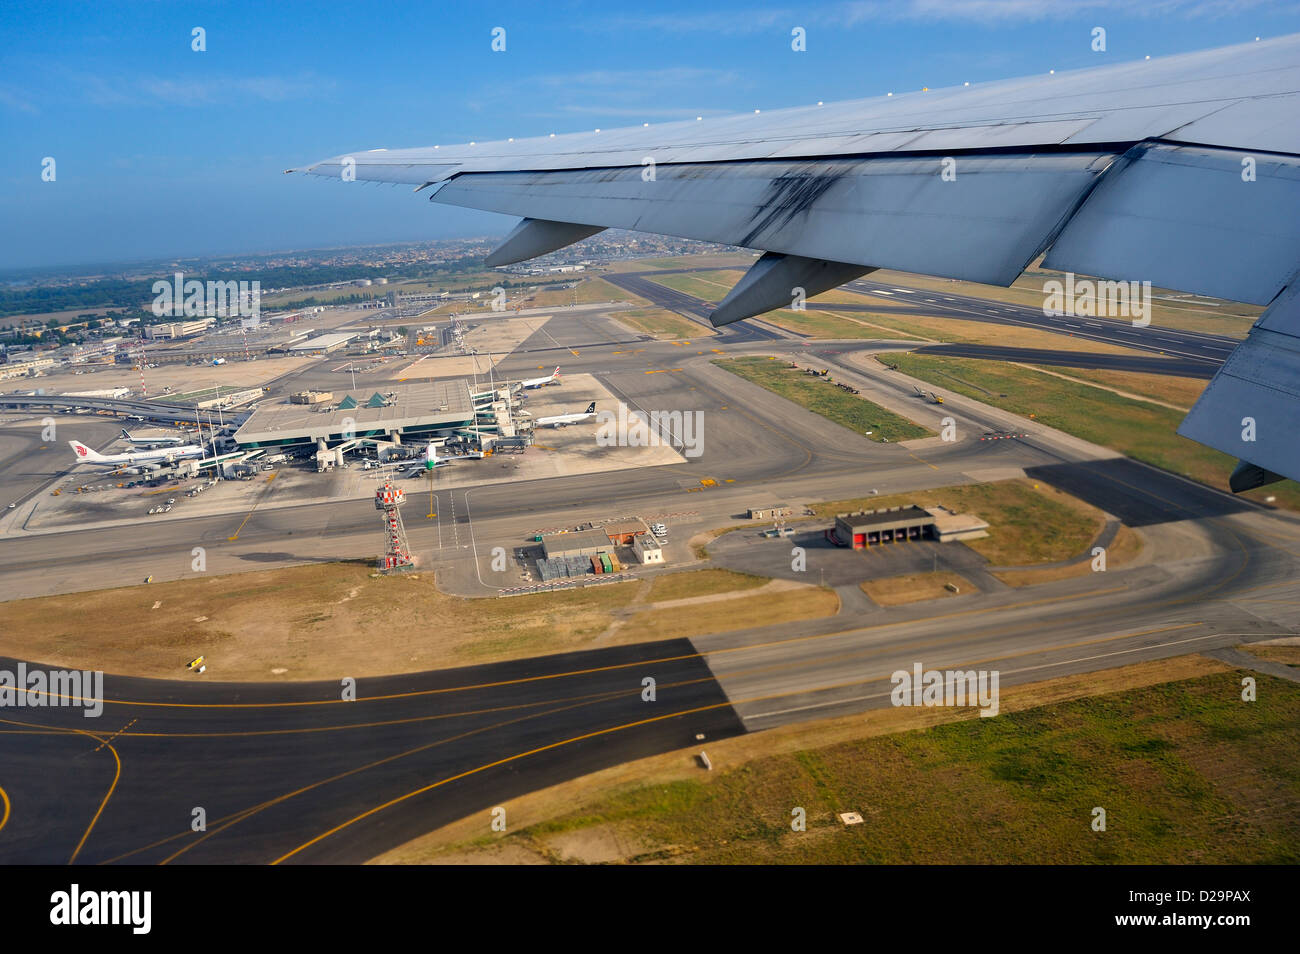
[536,402,597,428]
[517,367,560,390]
[404,443,471,477]
[69,440,205,472]
[121,428,186,447]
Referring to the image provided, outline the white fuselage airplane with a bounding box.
[69,440,205,470]
[121,428,186,447]
[517,367,560,390]
[403,443,466,476]
[535,402,596,428]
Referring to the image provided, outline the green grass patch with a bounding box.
[493,670,1300,863]
[615,308,709,338]
[644,271,743,301]
[886,352,1300,510]
[760,309,922,339]
[714,356,932,442]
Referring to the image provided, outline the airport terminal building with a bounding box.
[233,380,476,452]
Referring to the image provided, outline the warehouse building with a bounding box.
[748,503,793,520]
[601,516,650,545]
[833,504,990,548]
[834,505,935,549]
[540,529,615,560]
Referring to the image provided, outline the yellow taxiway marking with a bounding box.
[0,784,9,836]
[273,621,1205,864]
[227,472,277,541]
[103,687,643,864]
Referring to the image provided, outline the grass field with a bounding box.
[993,525,1144,587]
[0,559,842,681]
[622,584,839,641]
[406,666,1299,864]
[614,307,712,338]
[885,352,1300,511]
[861,571,973,606]
[603,253,757,273]
[714,356,932,442]
[834,309,1157,354]
[1017,364,1208,411]
[645,568,768,603]
[814,479,1111,567]
[518,276,633,307]
[643,270,745,301]
[0,564,638,680]
[757,308,924,339]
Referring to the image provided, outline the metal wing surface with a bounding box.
[291,35,1300,489]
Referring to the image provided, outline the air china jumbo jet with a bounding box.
[69,440,205,471]
[536,402,597,428]
[291,35,1300,492]
[517,367,560,390]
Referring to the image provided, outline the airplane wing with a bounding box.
[291,35,1300,490]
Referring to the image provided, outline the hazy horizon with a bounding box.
[6,0,1300,269]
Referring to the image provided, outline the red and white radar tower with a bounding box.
[374,478,415,571]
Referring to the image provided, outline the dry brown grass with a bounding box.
[1240,645,1300,667]
[621,585,839,641]
[860,571,974,606]
[992,525,1144,587]
[613,308,713,338]
[645,568,768,603]
[0,563,641,682]
[815,479,1106,567]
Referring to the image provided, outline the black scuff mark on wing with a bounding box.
[739,169,842,247]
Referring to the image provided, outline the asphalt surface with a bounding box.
[908,343,1218,378]
[602,270,789,343]
[837,275,1241,366]
[1,274,1295,865]
[0,640,744,864]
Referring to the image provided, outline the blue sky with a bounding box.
[4,0,1300,271]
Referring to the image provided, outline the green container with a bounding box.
[600,553,613,573]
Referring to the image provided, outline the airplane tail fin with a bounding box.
[585,402,596,414]
[553,367,561,380]
[121,428,132,440]
[69,440,104,462]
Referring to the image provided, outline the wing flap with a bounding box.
[431,152,1115,286]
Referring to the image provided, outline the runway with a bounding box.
[1,278,1295,865]
[837,276,1242,366]
[906,343,1218,378]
